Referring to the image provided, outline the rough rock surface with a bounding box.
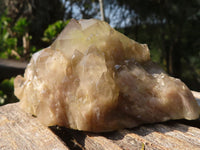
[14,19,200,132]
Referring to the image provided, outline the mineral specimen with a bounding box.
[14,19,200,132]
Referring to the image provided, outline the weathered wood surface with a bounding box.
[0,92,200,150]
[0,103,68,150]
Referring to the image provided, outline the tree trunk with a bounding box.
[23,32,30,59]
[99,0,105,21]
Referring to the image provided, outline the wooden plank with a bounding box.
[50,91,200,150]
[0,103,68,150]
[0,91,200,150]
[51,120,200,150]
[0,59,27,81]
[126,125,199,149]
[84,135,123,150]
[103,130,167,150]
[0,59,27,69]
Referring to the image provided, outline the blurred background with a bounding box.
[0,0,199,105]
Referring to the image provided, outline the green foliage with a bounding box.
[0,13,31,59]
[42,20,69,43]
[0,14,16,58]
[30,46,37,55]
[0,90,7,105]
[29,0,66,48]
[0,77,18,106]
[13,18,29,36]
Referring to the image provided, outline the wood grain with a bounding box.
[0,103,68,150]
[0,91,199,150]
[50,120,200,150]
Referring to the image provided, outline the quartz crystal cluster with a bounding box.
[14,19,200,132]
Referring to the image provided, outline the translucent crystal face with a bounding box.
[14,19,199,132]
[51,19,150,64]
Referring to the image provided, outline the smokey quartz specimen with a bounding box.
[14,19,200,132]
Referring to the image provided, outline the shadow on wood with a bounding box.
[50,119,200,150]
[0,93,200,149]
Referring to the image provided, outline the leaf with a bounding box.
[13,18,29,36]
[42,20,69,43]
